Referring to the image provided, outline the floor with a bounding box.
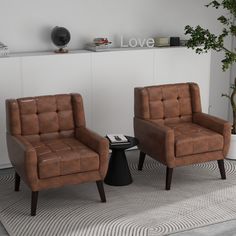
[1,167,236,236]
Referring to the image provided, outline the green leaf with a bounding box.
[217,15,229,25]
[230,25,236,36]
[222,93,231,99]
[206,1,220,8]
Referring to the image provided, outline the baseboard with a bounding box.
[0,163,12,169]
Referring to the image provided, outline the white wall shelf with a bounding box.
[1,46,188,58]
[0,47,211,168]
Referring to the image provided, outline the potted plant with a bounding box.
[184,0,236,159]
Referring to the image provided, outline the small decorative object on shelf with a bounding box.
[0,42,9,57]
[106,134,130,145]
[86,38,112,52]
[154,37,170,47]
[51,26,71,53]
[170,37,180,46]
[154,37,184,47]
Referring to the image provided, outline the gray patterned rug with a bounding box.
[1,151,236,236]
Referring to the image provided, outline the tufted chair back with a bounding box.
[6,94,85,142]
[134,83,202,124]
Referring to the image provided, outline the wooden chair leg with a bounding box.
[15,172,20,192]
[138,151,146,171]
[217,160,226,180]
[166,167,173,190]
[31,191,39,216]
[96,181,106,202]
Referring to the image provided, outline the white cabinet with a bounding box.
[154,47,211,112]
[0,48,211,168]
[92,50,154,136]
[0,58,22,167]
[21,53,93,128]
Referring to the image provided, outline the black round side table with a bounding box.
[104,136,138,186]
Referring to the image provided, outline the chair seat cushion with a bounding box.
[30,138,99,179]
[166,122,224,157]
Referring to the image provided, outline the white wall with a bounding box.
[0,0,227,52]
[0,0,231,119]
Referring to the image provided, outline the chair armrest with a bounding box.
[193,112,231,156]
[193,112,231,134]
[6,133,38,190]
[134,117,175,167]
[75,127,109,178]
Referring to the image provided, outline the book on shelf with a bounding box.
[85,43,111,52]
[106,134,130,145]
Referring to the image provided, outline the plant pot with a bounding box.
[226,134,236,160]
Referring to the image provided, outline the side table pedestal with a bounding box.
[104,136,138,186]
[104,149,132,186]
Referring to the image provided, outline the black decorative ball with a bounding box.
[51,26,71,49]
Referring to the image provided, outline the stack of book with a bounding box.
[106,134,130,145]
[0,42,9,57]
[86,38,112,52]
[86,43,110,52]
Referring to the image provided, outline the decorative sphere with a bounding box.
[51,26,71,48]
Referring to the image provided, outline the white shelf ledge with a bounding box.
[0,46,188,58]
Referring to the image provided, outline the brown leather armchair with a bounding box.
[134,83,231,190]
[6,94,109,216]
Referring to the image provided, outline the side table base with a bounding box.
[104,149,132,186]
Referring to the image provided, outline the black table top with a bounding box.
[108,136,139,150]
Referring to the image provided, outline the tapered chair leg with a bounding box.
[166,167,173,190]
[31,191,39,216]
[138,151,146,171]
[14,172,20,192]
[217,160,226,180]
[96,181,106,202]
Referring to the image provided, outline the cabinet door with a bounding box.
[0,58,22,167]
[0,133,10,168]
[92,50,154,136]
[154,47,211,113]
[21,53,93,128]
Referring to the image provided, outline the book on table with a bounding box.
[106,134,130,145]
